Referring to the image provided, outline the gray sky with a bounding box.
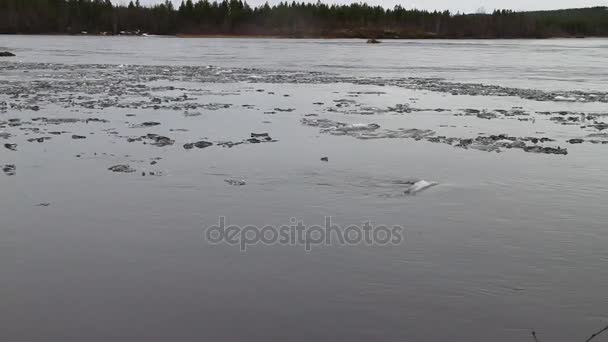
[134,0,607,13]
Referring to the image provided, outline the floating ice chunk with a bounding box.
[404,180,438,195]
[554,96,576,102]
[108,164,135,173]
[225,179,246,186]
[336,123,380,132]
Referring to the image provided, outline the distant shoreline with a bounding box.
[175,34,598,40]
[0,33,601,40]
[3,3,607,40]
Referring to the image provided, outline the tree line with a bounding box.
[1,0,607,38]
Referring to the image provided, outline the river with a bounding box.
[1,36,608,342]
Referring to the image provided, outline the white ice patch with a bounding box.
[554,95,576,102]
[404,180,438,195]
[336,123,380,132]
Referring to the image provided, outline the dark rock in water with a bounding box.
[477,111,498,120]
[183,143,194,150]
[108,164,136,173]
[85,118,108,123]
[487,134,516,142]
[4,143,17,151]
[0,52,16,57]
[32,117,79,125]
[146,134,174,147]
[141,122,161,127]
[150,161,158,165]
[217,141,244,148]
[568,138,584,144]
[36,203,50,207]
[194,141,213,149]
[336,123,381,133]
[274,108,295,112]
[456,139,473,148]
[251,133,269,138]
[523,146,568,155]
[72,135,87,139]
[465,109,483,115]
[27,137,46,143]
[366,39,381,44]
[225,179,246,186]
[0,132,11,139]
[245,134,273,144]
[2,164,16,176]
[590,123,608,131]
[507,141,527,149]
[321,157,329,162]
[524,137,554,144]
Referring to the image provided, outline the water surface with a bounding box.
[1,36,608,342]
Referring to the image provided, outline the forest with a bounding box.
[1,0,607,38]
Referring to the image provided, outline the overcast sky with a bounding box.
[133,0,607,13]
